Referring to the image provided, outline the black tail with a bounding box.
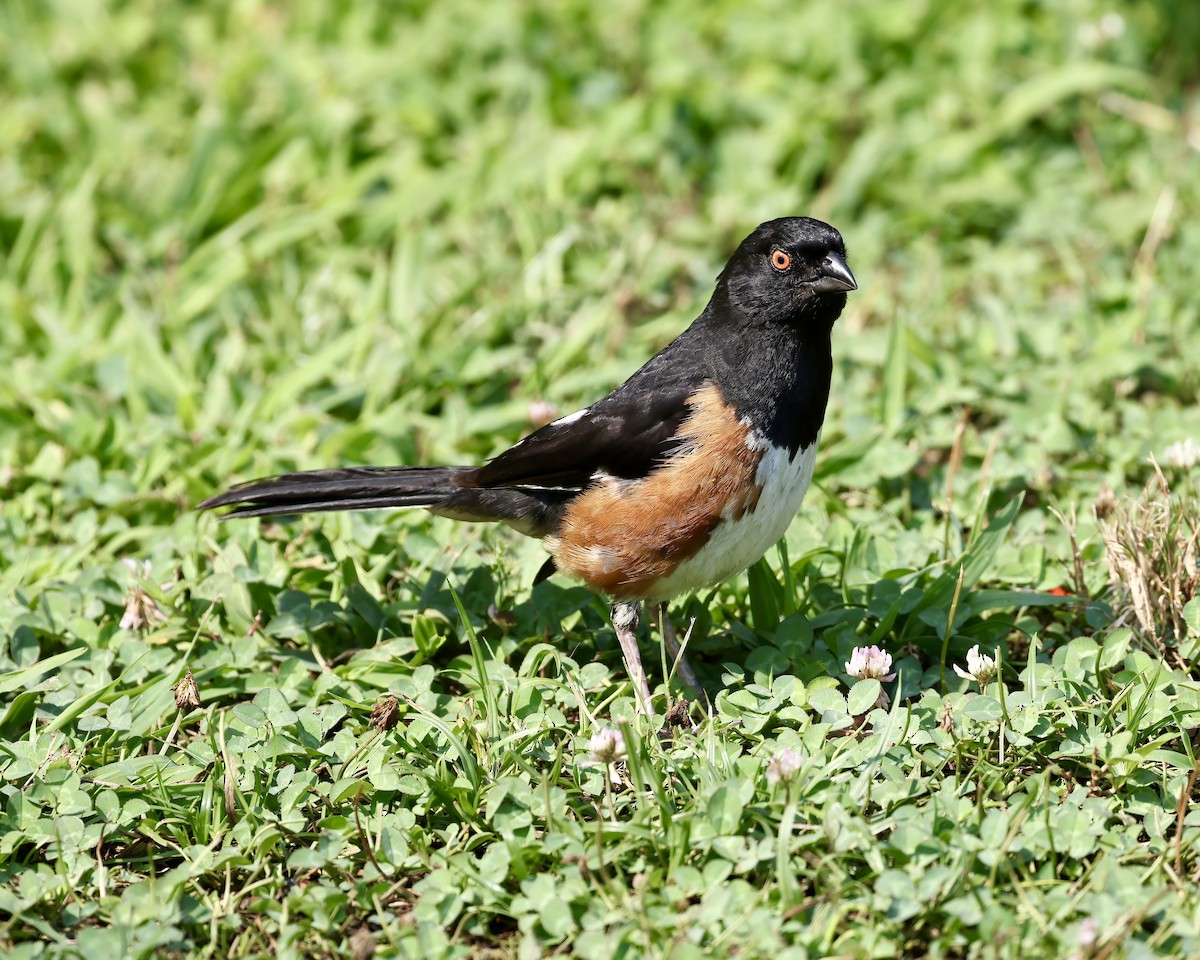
[198,466,468,519]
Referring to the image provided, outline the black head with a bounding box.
[715,217,856,328]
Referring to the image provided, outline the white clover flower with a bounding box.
[765,748,803,786]
[120,587,167,630]
[1161,439,1200,470]
[1076,12,1124,49]
[953,645,998,685]
[122,557,152,578]
[589,728,626,765]
[844,645,896,682]
[527,399,559,427]
[119,558,168,631]
[1099,12,1125,39]
[1077,917,1098,950]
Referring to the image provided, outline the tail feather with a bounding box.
[199,466,467,519]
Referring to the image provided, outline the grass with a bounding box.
[2,0,1200,956]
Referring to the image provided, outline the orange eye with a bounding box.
[771,249,791,271]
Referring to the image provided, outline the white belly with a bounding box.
[646,435,819,600]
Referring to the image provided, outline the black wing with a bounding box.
[468,334,710,492]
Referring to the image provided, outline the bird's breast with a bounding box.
[546,382,818,601]
[644,434,818,600]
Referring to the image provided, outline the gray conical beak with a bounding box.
[811,251,857,293]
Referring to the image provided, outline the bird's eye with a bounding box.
[771,249,791,271]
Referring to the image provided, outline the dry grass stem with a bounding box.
[1098,463,1200,656]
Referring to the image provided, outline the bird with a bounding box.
[199,217,857,715]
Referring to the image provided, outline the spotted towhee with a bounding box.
[201,217,857,715]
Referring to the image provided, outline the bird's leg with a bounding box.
[658,602,710,711]
[611,602,655,716]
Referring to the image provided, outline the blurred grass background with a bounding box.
[1,0,1199,956]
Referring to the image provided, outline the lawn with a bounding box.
[2,0,1199,956]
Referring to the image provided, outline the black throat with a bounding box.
[693,289,838,456]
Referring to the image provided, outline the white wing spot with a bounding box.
[742,422,771,452]
[552,407,589,428]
